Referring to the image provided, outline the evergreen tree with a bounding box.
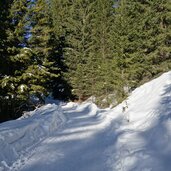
[1,0,171,122]
[0,0,31,121]
[51,0,116,105]
[51,0,97,101]
[26,0,59,102]
[47,0,72,100]
[0,0,60,121]
[0,0,12,121]
[112,0,144,89]
[113,0,171,91]
[90,0,118,106]
[141,0,171,76]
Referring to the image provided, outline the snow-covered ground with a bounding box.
[1,72,171,171]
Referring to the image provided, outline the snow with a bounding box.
[1,71,171,171]
[0,104,66,171]
[19,85,26,93]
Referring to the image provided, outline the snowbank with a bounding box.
[106,71,171,171]
[126,71,171,123]
[0,104,66,170]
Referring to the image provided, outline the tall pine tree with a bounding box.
[90,0,118,106]
[0,0,61,121]
[52,0,97,101]
[26,0,60,102]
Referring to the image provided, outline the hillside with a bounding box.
[1,71,171,171]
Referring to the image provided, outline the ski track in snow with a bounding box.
[106,112,156,171]
[1,72,171,171]
[10,107,160,171]
[10,103,118,171]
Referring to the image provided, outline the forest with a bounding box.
[0,0,171,122]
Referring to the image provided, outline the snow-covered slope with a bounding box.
[1,71,171,171]
[0,104,66,171]
[106,71,171,171]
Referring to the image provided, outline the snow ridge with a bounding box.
[0,104,66,171]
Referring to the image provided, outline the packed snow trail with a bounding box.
[13,103,121,171]
[1,72,171,171]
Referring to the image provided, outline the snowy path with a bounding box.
[13,103,165,171]
[12,103,163,171]
[14,103,121,171]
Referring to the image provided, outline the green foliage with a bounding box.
[90,0,117,98]
[51,0,117,104]
[0,0,61,121]
[51,0,95,100]
[50,0,171,107]
[1,0,171,121]
[113,0,171,89]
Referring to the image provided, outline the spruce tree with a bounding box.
[26,0,59,102]
[0,0,60,121]
[113,0,171,90]
[90,0,117,105]
[0,0,11,121]
[51,0,97,101]
[45,0,72,100]
[0,0,30,120]
[142,0,171,76]
[51,0,117,104]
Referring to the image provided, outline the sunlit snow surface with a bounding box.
[1,72,171,171]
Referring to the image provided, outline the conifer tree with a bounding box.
[90,0,117,105]
[26,0,59,102]
[51,0,97,101]
[0,0,60,121]
[113,0,171,91]
[0,0,12,121]
[43,0,72,100]
[51,0,117,104]
[142,0,171,75]
[112,0,144,89]
[0,0,31,120]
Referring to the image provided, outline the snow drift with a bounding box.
[106,71,171,171]
[0,104,66,170]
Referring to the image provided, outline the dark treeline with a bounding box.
[0,0,171,122]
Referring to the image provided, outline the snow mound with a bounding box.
[106,71,171,171]
[126,71,171,123]
[0,104,66,170]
